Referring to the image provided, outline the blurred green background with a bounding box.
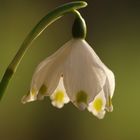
[0,0,140,139]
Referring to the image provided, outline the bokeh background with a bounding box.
[0,0,140,139]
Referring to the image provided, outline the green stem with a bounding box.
[0,1,87,100]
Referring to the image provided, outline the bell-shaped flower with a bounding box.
[22,38,115,119]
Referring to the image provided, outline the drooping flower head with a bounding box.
[22,12,115,119]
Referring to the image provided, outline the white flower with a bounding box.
[22,38,115,119]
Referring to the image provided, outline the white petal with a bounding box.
[63,39,106,110]
[104,68,115,98]
[31,39,73,93]
[21,89,37,104]
[42,40,73,96]
[88,90,106,119]
[50,77,70,108]
[22,39,74,103]
[102,66,115,112]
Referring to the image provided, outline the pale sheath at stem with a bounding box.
[22,38,115,119]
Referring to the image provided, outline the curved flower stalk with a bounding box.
[0,1,87,100]
[22,13,115,119]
